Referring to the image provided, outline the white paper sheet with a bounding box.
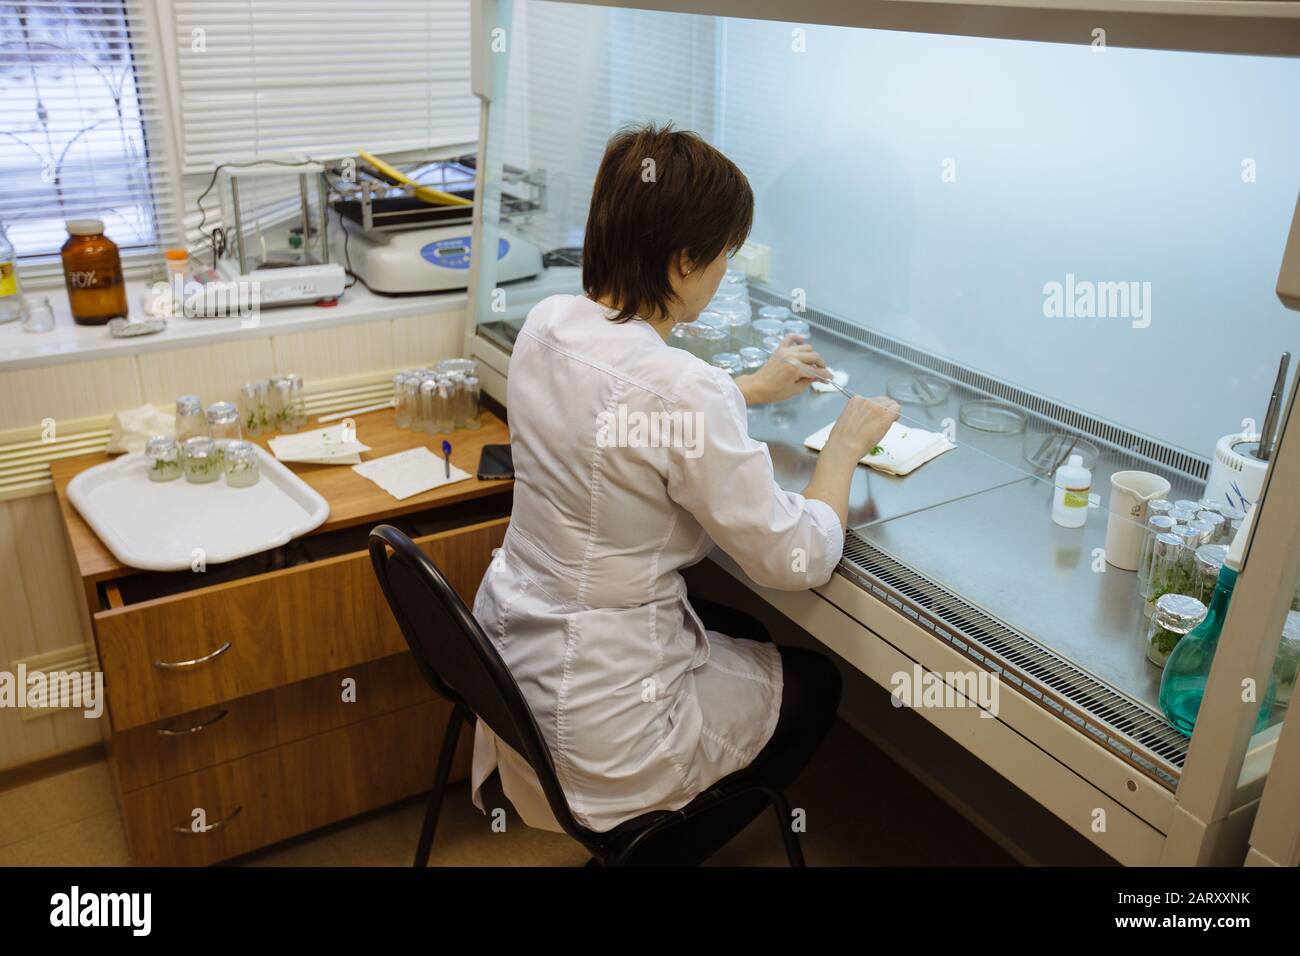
[804,421,954,476]
[351,446,471,500]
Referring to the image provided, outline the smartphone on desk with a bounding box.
[477,443,514,480]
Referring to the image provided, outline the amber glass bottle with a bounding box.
[61,220,128,325]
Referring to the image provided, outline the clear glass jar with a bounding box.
[145,435,181,482]
[405,376,426,432]
[1193,544,1229,605]
[751,317,785,346]
[1170,505,1200,525]
[738,346,768,372]
[760,334,784,354]
[437,357,479,378]
[1218,506,1247,544]
[1147,499,1173,519]
[181,436,221,484]
[223,440,261,488]
[238,382,271,437]
[1172,499,1200,513]
[1147,593,1207,668]
[782,318,811,342]
[1192,513,1224,545]
[205,401,241,451]
[393,373,412,429]
[447,371,467,428]
[419,379,438,434]
[175,395,208,444]
[686,313,729,361]
[268,374,307,433]
[1137,514,1179,600]
[1197,497,1226,515]
[710,299,752,352]
[710,352,743,376]
[434,377,455,433]
[462,375,482,429]
[1144,532,1187,618]
[757,305,792,325]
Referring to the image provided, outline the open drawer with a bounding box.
[94,516,508,731]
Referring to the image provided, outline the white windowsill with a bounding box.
[0,280,468,372]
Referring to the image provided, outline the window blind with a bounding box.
[171,0,479,253]
[0,0,179,272]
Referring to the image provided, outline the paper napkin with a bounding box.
[804,421,954,476]
[269,425,371,465]
[351,446,470,501]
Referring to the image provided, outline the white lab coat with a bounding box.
[470,294,845,833]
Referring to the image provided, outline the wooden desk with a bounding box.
[50,410,512,865]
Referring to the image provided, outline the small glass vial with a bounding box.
[710,352,743,377]
[145,435,181,482]
[1147,593,1207,668]
[1137,514,1179,600]
[223,440,261,488]
[394,373,412,429]
[738,346,768,372]
[462,375,481,430]
[175,395,208,444]
[238,382,271,437]
[181,436,221,484]
[205,401,242,451]
[1144,532,1186,618]
[782,318,811,342]
[1192,544,1229,605]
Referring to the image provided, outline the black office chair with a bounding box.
[367,524,805,867]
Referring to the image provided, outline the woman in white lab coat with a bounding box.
[470,124,899,864]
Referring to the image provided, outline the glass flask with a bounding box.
[1158,563,1276,737]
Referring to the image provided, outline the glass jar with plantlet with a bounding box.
[145,436,181,482]
[222,440,261,488]
[1146,593,1206,668]
[181,436,220,484]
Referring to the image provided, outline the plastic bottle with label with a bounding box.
[1051,453,1091,528]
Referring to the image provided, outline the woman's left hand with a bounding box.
[736,334,828,405]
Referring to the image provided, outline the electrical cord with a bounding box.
[194,157,322,268]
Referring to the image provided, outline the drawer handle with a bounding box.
[174,805,243,836]
[156,709,229,737]
[153,642,232,671]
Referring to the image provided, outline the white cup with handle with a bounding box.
[1104,470,1173,570]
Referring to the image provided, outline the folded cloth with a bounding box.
[106,403,176,454]
[804,421,954,476]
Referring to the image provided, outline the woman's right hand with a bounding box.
[823,396,901,464]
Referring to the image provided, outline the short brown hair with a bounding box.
[583,123,753,323]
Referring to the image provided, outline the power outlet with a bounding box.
[733,241,770,284]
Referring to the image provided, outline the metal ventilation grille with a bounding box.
[747,287,1209,482]
[838,530,1187,790]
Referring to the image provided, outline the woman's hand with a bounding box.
[736,335,828,405]
[823,396,901,464]
[804,395,901,528]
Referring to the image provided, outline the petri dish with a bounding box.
[1022,429,1100,472]
[886,374,951,406]
[959,400,1027,434]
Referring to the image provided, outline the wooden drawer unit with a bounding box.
[111,652,439,792]
[49,410,514,865]
[95,518,507,731]
[121,701,470,866]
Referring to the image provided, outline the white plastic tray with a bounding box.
[67,446,330,572]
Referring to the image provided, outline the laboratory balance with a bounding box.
[327,153,543,295]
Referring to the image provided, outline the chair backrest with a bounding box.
[367,524,593,843]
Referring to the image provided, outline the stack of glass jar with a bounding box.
[392,358,481,435]
[665,270,814,377]
[1136,496,1248,666]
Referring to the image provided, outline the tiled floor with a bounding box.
[0,720,1016,867]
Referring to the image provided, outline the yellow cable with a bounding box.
[358,150,472,207]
